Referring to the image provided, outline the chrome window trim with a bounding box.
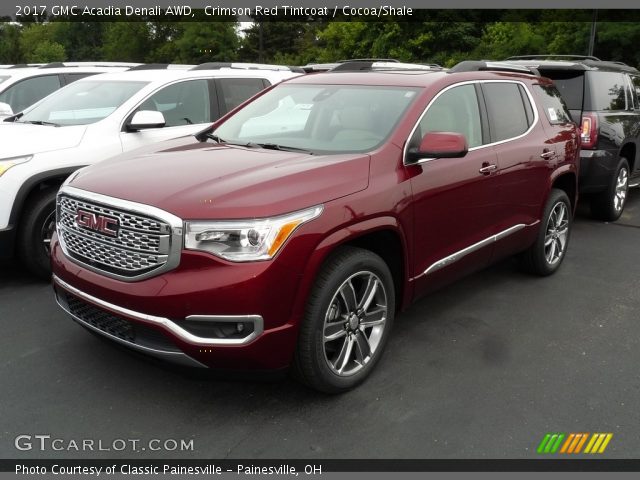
[53,274,264,346]
[57,184,183,282]
[403,79,540,166]
[411,222,538,281]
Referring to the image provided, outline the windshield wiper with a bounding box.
[204,133,224,143]
[20,120,61,127]
[252,143,313,154]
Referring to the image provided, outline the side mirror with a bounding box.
[406,132,468,163]
[127,110,165,131]
[0,102,14,117]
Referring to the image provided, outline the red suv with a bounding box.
[51,60,580,392]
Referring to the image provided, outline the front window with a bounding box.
[213,84,420,154]
[20,80,147,126]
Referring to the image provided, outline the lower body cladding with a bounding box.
[50,237,301,371]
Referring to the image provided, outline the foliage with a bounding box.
[2,15,640,68]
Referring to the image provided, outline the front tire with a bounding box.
[294,247,395,393]
[17,187,58,279]
[590,157,629,221]
[520,189,572,276]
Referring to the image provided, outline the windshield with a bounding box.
[213,84,420,154]
[20,80,148,126]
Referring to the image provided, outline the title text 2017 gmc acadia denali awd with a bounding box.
[50,61,580,392]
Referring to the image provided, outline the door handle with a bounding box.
[479,163,497,174]
[540,150,556,159]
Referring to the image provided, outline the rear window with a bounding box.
[585,71,627,111]
[539,70,584,112]
[534,85,573,125]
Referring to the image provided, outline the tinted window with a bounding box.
[218,78,266,113]
[21,80,147,126]
[0,75,61,113]
[140,79,211,127]
[483,82,530,142]
[539,70,584,112]
[412,84,482,148]
[534,85,572,125]
[631,75,640,108]
[586,71,627,111]
[66,73,94,83]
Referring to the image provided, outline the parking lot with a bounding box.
[1,192,639,460]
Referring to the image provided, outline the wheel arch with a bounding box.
[291,216,412,328]
[619,142,635,174]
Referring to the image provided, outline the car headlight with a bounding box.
[185,205,323,262]
[0,155,33,177]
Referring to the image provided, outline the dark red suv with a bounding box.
[51,60,580,392]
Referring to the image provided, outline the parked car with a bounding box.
[0,63,302,277]
[0,62,138,117]
[51,60,579,392]
[506,55,640,221]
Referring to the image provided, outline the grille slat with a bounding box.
[57,195,172,278]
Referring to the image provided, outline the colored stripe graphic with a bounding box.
[539,433,613,454]
[537,433,565,454]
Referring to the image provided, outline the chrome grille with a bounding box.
[57,193,178,279]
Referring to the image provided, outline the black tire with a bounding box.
[590,157,630,221]
[17,187,58,279]
[520,189,572,276]
[293,246,395,393]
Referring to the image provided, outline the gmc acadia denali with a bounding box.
[51,61,580,392]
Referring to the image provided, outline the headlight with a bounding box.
[0,155,33,177]
[185,205,323,262]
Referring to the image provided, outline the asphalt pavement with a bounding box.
[1,192,639,459]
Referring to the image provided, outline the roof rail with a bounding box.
[128,63,171,71]
[338,58,400,63]
[506,54,601,61]
[191,62,294,71]
[8,64,34,69]
[449,60,539,75]
[331,60,442,72]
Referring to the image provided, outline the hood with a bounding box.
[70,137,370,219]
[0,123,87,157]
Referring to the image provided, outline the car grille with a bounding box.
[64,292,180,352]
[57,194,173,278]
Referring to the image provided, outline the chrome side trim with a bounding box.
[57,185,184,282]
[403,79,540,166]
[53,274,264,346]
[413,223,531,280]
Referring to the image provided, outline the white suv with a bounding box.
[0,62,138,116]
[0,63,302,277]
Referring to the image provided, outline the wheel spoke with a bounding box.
[360,307,386,327]
[547,239,557,262]
[554,204,566,229]
[334,336,355,374]
[358,275,378,311]
[354,332,371,364]
[324,322,347,342]
[554,237,564,257]
[339,280,358,312]
[544,234,554,247]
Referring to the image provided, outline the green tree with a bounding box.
[0,23,23,63]
[173,22,238,63]
[102,22,152,62]
[20,23,66,62]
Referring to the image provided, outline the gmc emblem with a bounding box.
[76,209,119,237]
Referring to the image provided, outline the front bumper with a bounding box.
[51,235,302,370]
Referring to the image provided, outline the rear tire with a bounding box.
[590,157,629,221]
[293,247,395,393]
[17,187,58,279]
[520,189,572,276]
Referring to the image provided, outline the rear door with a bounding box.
[408,82,502,296]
